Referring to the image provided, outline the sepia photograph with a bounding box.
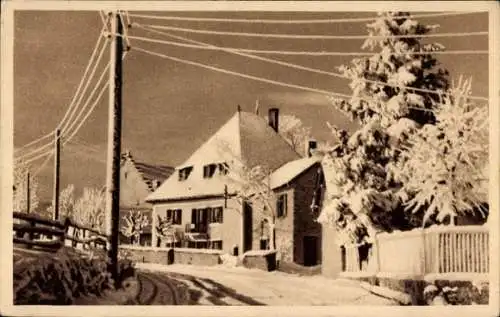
[1,1,498,316]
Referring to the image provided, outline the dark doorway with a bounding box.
[243,201,253,252]
[303,236,319,266]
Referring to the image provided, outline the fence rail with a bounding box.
[341,225,489,279]
[13,212,109,253]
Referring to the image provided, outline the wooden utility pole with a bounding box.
[26,171,30,214]
[53,128,61,220]
[105,11,123,287]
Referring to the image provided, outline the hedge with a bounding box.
[14,247,135,305]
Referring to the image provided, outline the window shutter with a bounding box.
[177,209,182,225]
[284,194,288,217]
[191,209,196,224]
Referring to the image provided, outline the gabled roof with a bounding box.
[270,156,321,189]
[146,111,301,202]
[121,152,174,192]
[134,161,174,191]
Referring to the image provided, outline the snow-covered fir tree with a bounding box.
[319,12,450,245]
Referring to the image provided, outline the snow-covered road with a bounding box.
[135,263,398,306]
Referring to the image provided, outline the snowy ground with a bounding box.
[135,263,398,306]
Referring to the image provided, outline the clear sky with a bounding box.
[13,11,488,202]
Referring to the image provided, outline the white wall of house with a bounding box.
[152,196,242,254]
[321,225,342,278]
[120,159,151,208]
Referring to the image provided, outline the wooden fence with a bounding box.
[341,225,489,280]
[13,212,109,253]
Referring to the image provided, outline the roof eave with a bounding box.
[146,193,238,204]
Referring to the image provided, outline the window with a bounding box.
[276,193,287,218]
[218,162,229,175]
[166,209,182,225]
[178,166,193,181]
[189,207,223,232]
[210,207,223,223]
[191,208,209,233]
[203,164,217,179]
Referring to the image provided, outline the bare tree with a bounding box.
[277,114,312,156]
[217,139,280,250]
[155,215,176,247]
[121,209,150,245]
[73,187,106,232]
[13,162,39,213]
[46,184,75,220]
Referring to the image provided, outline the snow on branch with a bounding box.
[399,77,489,224]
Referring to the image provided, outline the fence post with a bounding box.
[59,220,66,246]
[26,220,35,249]
[374,235,380,275]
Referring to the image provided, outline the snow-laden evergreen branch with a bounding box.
[398,77,489,225]
[319,11,454,245]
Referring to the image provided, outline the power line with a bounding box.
[64,145,107,164]
[133,46,477,115]
[58,28,108,133]
[62,52,128,147]
[20,148,54,166]
[17,14,109,159]
[60,37,108,134]
[62,61,111,138]
[129,28,489,102]
[139,24,488,40]
[15,142,53,162]
[66,138,102,153]
[120,11,131,49]
[128,11,482,24]
[69,136,100,149]
[100,10,110,32]
[14,130,54,154]
[33,151,54,177]
[133,46,351,98]
[130,26,489,57]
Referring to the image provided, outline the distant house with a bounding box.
[119,151,174,245]
[146,108,325,267]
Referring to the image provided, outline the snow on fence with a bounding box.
[13,212,108,252]
[341,225,489,280]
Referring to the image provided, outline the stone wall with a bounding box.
[241,250,277,272]
[173,248,223,266]
[120,245,222,266]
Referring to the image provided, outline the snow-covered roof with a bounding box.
[270,156,321,189]
[146,111,301,202]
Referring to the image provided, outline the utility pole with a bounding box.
[105,11,123,287]
[26,171,30,214]
[53,128,61,221]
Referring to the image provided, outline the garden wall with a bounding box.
[119,245,222,266]
[241,250,277,271]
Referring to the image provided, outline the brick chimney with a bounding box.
[268,107,279,133]
[307,139,317,157]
